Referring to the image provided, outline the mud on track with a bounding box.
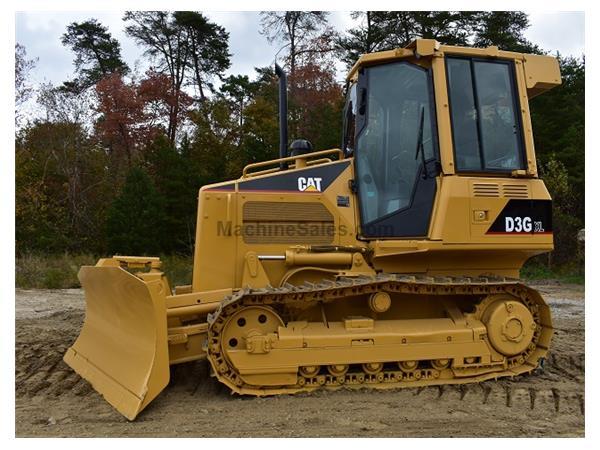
[15,282,584,437]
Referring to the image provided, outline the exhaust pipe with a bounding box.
[275,63,288,170]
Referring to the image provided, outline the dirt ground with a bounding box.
[15,281,585,437]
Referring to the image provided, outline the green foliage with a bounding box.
[472,11,540,53]
[16,121,110,254]
[160,254,194,287]
[336,11,538,68]
[61,19,129,90]
[145,136,200,253]
[336,12,392,69]
[106,167,166,255]
[124,11,231,102]
[239,92,280,166]
[16,253,97,289]
[530,56,585,219]
[539,157,584,267]
[521,258,584,284]
[173,11,232,98]
[15,253,193,289]
[188,98,242,182]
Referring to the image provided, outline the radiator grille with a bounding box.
[242,201,334,244]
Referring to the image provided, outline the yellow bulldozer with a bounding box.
[64,39,561,420]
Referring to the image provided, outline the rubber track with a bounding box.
[206,274,553,395]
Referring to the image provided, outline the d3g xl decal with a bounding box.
[486,199,552,235]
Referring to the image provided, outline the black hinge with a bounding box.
[348,179,357,193]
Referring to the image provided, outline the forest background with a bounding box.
[14,11,585,287]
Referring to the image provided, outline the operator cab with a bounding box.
[343,42,530,239]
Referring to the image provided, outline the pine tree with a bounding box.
[145,136,200,254]
[106,168,165,255]
[61,19,129,90]
[336,11,538,68]
[472,11,540,53]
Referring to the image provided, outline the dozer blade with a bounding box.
[63,266,170,420]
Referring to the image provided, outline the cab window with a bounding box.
[446,57,525,172]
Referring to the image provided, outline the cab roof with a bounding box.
[346,39,561,98]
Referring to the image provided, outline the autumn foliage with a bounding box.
[95,71,192,169]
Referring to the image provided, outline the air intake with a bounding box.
[472,182,500,197]
[502,183,530,198]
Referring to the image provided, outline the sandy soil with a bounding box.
[15,281,584,437]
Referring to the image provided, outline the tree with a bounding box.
[95,73,147,171]
[173,11,231,100]
[138,70,193,140]
[16,121,109,253]
[336,11,538,68]
[144,135,200,253]
[37,82,97,130]
[95,70,193,177]
[219,75,258,130]
[337,12,479,68]
[260,11,333,79]
[290,63,343,149]
[123,11,231,143]
[106,167,165,255]
[15,43,37,126]
[61,19,129,90]
[472,11,540,53]
[392,12,477,47]
[530,56,585,220]
[236,69,280,168]
[336,12,394,68]
[187,98,241,183]
[259,13,341,141]
[539,157,582,267]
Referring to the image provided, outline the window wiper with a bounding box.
[414,105,428,179]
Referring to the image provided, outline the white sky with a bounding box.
[15,11,585,89]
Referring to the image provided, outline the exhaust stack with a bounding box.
[275,63,288,170]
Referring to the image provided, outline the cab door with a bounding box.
[354,61,440,238]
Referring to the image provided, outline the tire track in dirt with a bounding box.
[15,324,585,416]
[15,285,585,437]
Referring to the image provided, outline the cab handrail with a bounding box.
[242,148,344,178]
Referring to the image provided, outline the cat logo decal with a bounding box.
[297,177,323,192]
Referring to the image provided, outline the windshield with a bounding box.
[355,62,436,226]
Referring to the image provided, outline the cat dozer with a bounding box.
[64,39,561,420]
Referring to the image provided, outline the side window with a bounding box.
[447,57,524,172]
